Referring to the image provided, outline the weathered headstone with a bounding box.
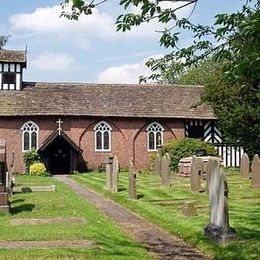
[251,154,260,188]
[182,201,197,216]
[112,156,119,193]
[205,157,220,194]
[161,153,171,188]
[190,155,201,192]
[154,152,161,176]
[128,158,137,199]
[240,153,250,179]
[105,154,114,191]
[204,159,237,243]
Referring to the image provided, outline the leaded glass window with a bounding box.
[94,121,112,151]
[21,121,39,151]
[146,122,164,151]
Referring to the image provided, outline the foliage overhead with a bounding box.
[0,35,9,49]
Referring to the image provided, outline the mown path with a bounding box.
[56,175,208,260]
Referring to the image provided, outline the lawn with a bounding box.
[0,175,151,259]
[71,169,260,259]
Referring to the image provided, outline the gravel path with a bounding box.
[56,175,208,260]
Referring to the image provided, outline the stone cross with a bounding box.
[240,153,250,179]
[105,154,114,191]
[154,152,161,176]
[128,158,137,199]
[161,153,171,188]
[251,154,260,188]
[190,155,201,192]
[204,158,237,243]
[56,119,63,135]
[112,156,119,193]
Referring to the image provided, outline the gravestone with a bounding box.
[251,154,260,188]
[154,153,161,176]
[112,156,119,193]
[190,155,201,192]
[128,158,137,199]
[204,159,237,243]
[105,154,114,191]
[205,157,221,195]
[240,153,250,179]
[182,201,197,217]
[161,153,170,188]
[0,139,9,213]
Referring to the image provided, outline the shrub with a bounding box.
[163,138,217,171]
[23,149,41,173]
[29,162,47,176]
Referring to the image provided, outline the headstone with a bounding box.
[154,152,161,176]
[251,154,260,188]
[240,153,250,179]
[112,156,119,193]
[105,154,114,191]
[182,201,197,216]
[205,157,221,194]
[190,155,201,192]
[204,159,237,243]
[161,153,170,188]
[128,158,137,199]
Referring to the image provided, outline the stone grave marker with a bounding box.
[190,155,201,192]
[105,154,114,191]
[240,153,250,179]
[204,159,237,243]
[161,153,170,188]
[112,156,119,193]
[251,154,260,188]
[154,152,161,176]
[128,158,137,199]
[182,201,197,217]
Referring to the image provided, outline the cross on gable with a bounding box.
[56,119,63,136]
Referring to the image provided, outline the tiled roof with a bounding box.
[0,49,27,63]
[0,82,215,119]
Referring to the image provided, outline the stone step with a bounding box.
[0,205,9,214]
[0,192,8,205]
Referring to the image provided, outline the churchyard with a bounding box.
[0,175,150,259]
[71,168,260,259]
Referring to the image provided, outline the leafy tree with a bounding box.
[0,35,9,49]
[63,0,260,155]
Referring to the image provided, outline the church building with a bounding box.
[0,48,235,175]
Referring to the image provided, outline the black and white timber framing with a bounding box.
[0,63,23,90]
[185,119,244,167]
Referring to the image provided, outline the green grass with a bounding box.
[71,170,260,259]
[0,175,151,259]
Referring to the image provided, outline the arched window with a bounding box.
[21,121,39,151]
[146,122,164,151]
[94,121,112,151]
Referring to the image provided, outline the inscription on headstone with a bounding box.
[161,153,171,188]
[128,158,137,199]
[240,153,250,179]
[204,159,237,243]
[251,154,260,188]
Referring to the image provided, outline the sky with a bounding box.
[0,0,244,84]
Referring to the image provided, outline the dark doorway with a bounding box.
[38,131,81,175]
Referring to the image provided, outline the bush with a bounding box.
[23,149,41,173]
[29,162,47,176]
[163,138,217,171]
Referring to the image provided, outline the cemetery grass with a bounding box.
[72,170,260,260]
[0,175,151,260]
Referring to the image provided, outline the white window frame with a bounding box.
[94,121,112,152]
[146,122,164,151]
[21,121,39,152]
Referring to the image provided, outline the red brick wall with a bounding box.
[0,116,185,173]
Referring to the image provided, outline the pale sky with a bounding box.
[0,0,243,83]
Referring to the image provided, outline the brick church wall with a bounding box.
[0,116,185,173]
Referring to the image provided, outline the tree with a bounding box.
[0,35,9,49]
[62,0,259,155]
